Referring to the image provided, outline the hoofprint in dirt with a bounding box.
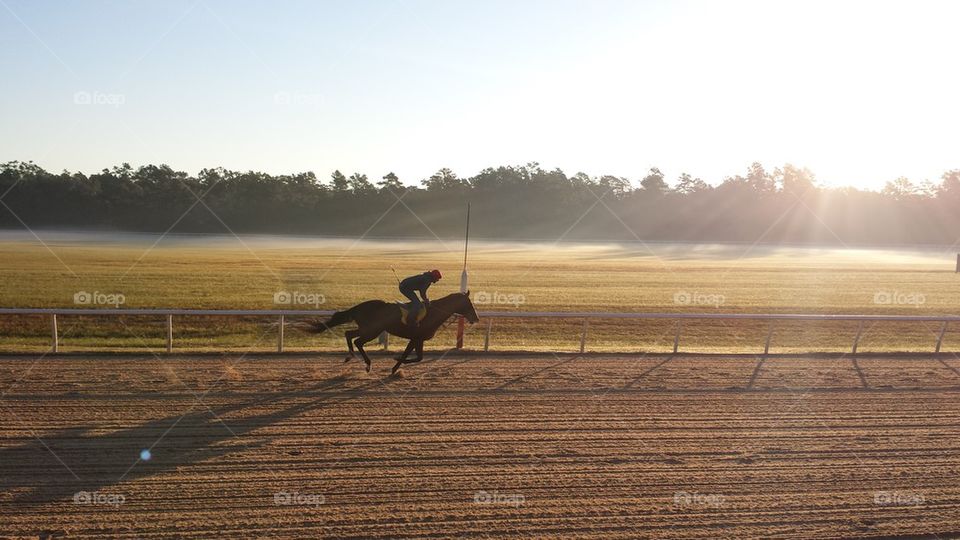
[2,354,960,538]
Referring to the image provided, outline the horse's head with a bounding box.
[455,291,480,324]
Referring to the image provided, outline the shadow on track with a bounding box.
[0,374,394,506]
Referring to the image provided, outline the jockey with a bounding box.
[399,269,442,329]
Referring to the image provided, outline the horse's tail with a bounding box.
[297,308,354,334]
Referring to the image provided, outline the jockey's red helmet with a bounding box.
[430,269,442,281]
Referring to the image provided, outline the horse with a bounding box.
[299,291,479,374]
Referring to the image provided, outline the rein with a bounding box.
[428,296,466,332]
[438,314,459,331]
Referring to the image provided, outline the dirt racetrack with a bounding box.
[2,352,960,538]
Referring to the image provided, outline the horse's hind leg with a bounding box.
[343,329,359,363]
[354,329,381,373]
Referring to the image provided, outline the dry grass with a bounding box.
[0,233,958,352]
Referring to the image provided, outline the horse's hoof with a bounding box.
[343,356,352,363]
[365,362,371,373]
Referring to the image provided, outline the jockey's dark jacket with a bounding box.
[399,272,435,301]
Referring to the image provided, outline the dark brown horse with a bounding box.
[300,292,479,374]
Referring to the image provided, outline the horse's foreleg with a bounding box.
[395,340,415,362]
[394,339,426,372]
[402,340,426,363]
[392,340,422,374]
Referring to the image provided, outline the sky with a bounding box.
[1,0,958,191]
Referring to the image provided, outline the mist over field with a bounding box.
[0,229,955,265]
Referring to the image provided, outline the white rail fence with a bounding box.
[0,308,958,355]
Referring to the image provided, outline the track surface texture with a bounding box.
[3,353,960,538]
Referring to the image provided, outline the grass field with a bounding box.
[3,353,960,538]
[1,231,959,353]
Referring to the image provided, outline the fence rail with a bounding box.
[1,308,958,355]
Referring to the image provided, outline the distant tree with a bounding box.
[348,172,375,195]
[882,177,919,200]
[570,172,595,188]
[378,172,405,193]
[197,167,230,188]
[937,169,960,200]
[522,162,541,180]
[917,180,938,198]
[330,170,349,192]
[111,162,133,179]
[597,175,631,197]
[776,164,817,197]
[719,174,747,188]
[531,166,571,192]
[640,167,668,195]
[126,164,199,229]
[467,167,500,191]
[746,162,776,194]
[421,168,463,191]
[675,172,710,194]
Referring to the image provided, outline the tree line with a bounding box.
[2,160,959,245]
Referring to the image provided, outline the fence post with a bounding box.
[763,322,774,356]
[380,331,388,350]
[166,314,173,353]
[579,319,588,354]
[277,315,284,353]
[852,320,864,354]
[50,314,58,353]
[936,321,948,353]
[673,320,682,354]
[483,319,492,352]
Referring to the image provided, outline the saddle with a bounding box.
[396,302,428,325]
